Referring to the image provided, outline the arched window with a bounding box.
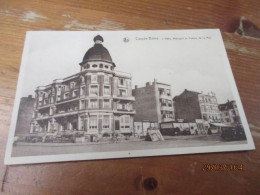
[92,64,98,68]
[105,65,109,69]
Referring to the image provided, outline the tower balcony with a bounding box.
[113,109,136,115]
[161,106,174,112]
[113,95,135,101]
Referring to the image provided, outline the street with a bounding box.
[11,134,247,157]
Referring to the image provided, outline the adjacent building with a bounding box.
[218,100,241,124]
[173,89,221,123]
[15,95,35,135]
[31,35,135,136]
[132,79,174,123]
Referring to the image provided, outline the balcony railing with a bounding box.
[113,95,135,101]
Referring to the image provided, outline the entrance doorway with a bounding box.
[115,120,120,130]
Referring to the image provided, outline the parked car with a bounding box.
[221,125,246,141]
[25,133,44,143]
[179,129,191,135]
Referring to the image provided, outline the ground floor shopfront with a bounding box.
[30,112,134,136]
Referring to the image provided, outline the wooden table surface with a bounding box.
[0,0,259,194]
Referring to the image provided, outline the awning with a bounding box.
[210,123,232,127]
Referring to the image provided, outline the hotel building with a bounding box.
[218,100,241,124]
[30,35,135,136]
[173,89,221,123]
[132,79,174,123]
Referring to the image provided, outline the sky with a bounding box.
[20,30,236,104]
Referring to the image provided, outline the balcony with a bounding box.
[113,95,135,101]
[56,97,79,105]
[114,70,131,78]
[113,109,136,115]
[37,104,50,109]
[161,106,174,111]
[54,110,79,118]
[35,114,51,120]
[159,93,172,100]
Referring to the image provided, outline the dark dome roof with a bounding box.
[81,35,114,65]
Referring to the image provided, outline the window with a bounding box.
[89,99,98,108]
[64,92,69,99]
[89,116,98,129]
[57,95,61,101]
[80,76,85,83]
[168,100,172,107]
[117,103,127,110]
[87,64,90,69]
[166,89,170,96]
[80,100,85,109]
[119,78,124,85]
[39,96,43,101]
[91,74,98,82]
[118,89,126,96]
[99,64,103,68]
[159,89,164,95]
[103,99,110,108]
[120,115,130,129]
[104,75,109,83]
[90,85,98,96]
[72,90,78,97]
[161,99,166,106]
[44,99,48,105]
[103,116,110,129]
[80,86,86,96]
[105,65,109,69]
[70,82,76,89]
[104,86,110,95]
[92,64,98,68]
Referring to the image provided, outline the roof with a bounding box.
[80,35,114,65]
[173,89,200,100]
[218,100,236,111]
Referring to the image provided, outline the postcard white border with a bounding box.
[5,29,255,165]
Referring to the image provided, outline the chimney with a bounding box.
[135,85,138,89]
[146,82,150,87]
[28,95,32,99]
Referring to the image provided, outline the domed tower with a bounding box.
[79,35,115,72]
[31,34,135,137]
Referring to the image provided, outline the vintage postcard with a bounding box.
[5,29,255,165]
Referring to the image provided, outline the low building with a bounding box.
[15,95,35,135]
[173,89,221,123]
[218,100,241,124]
[132,79,174,123]
[31,35,135,136]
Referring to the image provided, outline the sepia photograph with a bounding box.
[5,29,255,165]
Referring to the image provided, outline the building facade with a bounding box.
[15,95,35,135]
[31,35,135,136]
[218,100,241,124]
[173,89,221,123]
[132,79,174,123]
